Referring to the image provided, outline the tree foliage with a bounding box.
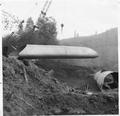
[36,16,58,44]
[2,11,59,56]
[25,17,34,32]
[2,10,20,32]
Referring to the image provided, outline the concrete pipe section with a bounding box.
[18,44,98,59]
[94,70,118,91]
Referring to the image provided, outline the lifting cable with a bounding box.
[44,0,53,16]
[40,0,53,18]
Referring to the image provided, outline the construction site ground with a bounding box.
[3,56,118,115]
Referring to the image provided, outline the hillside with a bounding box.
[3,8,118,116]
[3,56,118,115]
[60,28,118,71]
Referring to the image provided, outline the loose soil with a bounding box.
[3,57,118,115]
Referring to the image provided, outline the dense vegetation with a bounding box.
[2,15,59,56]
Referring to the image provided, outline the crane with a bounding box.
[40,0,53,18]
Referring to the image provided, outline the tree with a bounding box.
[36,16,58,45]
[36,16,45,29]
[2,10,20,33]
[17,20,24,34]
[25,17,34,32]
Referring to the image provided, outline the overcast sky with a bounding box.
[2,0,119,39]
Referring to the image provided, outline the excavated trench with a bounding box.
[3,56,118,115]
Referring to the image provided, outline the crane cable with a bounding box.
[42,0,49,12]
[40,0,53,18]
[40,0,48,17]
[44,0,53,15]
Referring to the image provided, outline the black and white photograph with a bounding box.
[1,0,118,115]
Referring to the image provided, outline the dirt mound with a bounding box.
[3,57,118,115]
[35,59,100,92]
